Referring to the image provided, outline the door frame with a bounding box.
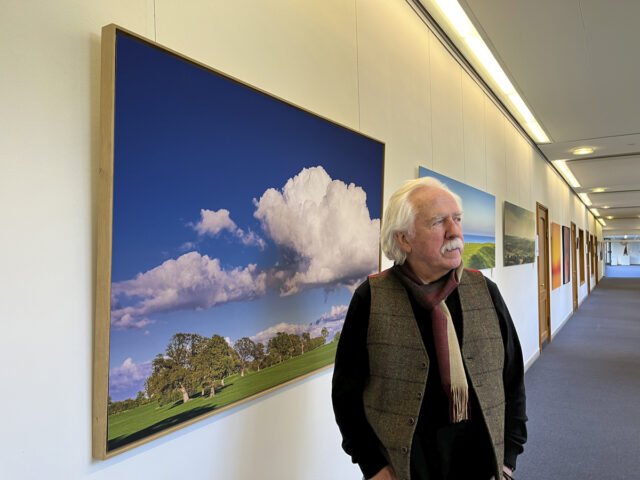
[536,202,551,350]
[586,230,591,294]
[579,228,585,285]
[594,236,599,285]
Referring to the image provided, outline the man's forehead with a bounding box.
[411,187,460,213]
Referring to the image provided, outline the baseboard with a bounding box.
[551,311,572,339]
[524,350,540,373]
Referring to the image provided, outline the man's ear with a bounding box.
[394,231,412,254]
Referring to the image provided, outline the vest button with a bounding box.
[401,446,408,455]
[421,361,427,369]
[408,417,415,425]
[416,392,422,399]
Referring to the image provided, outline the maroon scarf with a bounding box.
[392,262,469,423]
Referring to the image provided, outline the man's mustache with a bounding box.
[440,238,464,255]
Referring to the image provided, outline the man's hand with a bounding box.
[370,465,397,480]
[489,465,514,480]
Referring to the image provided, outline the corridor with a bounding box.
[517,278,640,479]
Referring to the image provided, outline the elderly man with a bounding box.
[332,177,527,480]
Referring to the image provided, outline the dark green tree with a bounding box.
[288,333,303,357]
[193,335,239,396]
[267,332,295,363]
[234,337,256,377]
[145,333,203,405]
[251,342,266,371]
[301,332,311,354]
[321,327,329,341]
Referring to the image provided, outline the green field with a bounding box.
[107,341,338,451]
[504,235,535,266]
[463,242,495,269]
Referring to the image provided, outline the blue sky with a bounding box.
[108,33,383,401]
[419,166,495,239]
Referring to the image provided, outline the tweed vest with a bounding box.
[364,269,505,480]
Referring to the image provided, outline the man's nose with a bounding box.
[444,217,462,236]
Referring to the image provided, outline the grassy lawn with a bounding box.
[463,242,495,270]
[107,341,338,451]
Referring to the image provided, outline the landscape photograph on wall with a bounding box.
[419,166,495,270]
[551,222,562,289]
[98,28,384,455]
[503,201,535,266]
[562,225,571,284]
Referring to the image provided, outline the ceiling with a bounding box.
[416,0,640,239]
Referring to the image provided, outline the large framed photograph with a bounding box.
[503,201,535,267]
[562,225,571,284]
[94,25,384,459]
[551,222,562,290]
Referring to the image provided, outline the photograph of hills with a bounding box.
[503,201,535,267]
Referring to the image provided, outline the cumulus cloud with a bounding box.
[109,358,153,401]
[111,251,267,326]
[253,166,379,295]
[193,208,265,249]
[179,241,197,252]
[318,304,348,323]
[250,304,348,345]
[112,314,155,330]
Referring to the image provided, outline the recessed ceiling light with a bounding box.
[592,187,605,193]
[602,205,610,209]
[572,147,594,155]
[606,216,614,220]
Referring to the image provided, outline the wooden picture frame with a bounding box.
[94,24,384,459]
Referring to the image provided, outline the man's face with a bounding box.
[396,187,464,282]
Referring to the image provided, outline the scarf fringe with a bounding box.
[450,385,469,423]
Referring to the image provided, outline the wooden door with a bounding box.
[592,237,600,287]
[571,222,578,311]
[579,229,585,285]
[586,231,591,294]
[536,203,551,349]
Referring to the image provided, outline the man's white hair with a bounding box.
[381,176,463,264]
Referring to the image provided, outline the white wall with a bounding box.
[610,241,640,265]
[0,1,602,478]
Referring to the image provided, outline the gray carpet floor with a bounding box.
[515,278,640,479]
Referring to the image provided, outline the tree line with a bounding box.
[108,328,337,415]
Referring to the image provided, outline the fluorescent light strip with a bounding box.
[434,0,549,143]
[464,35,514,94]
[553,160,581,188]
[591,208,600,217]
[527,121,550,143]
[579,193,592,206]
[598,218,606,226]
[435,0,474,36]
[509,93,534,122]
